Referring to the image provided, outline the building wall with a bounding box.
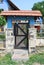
[7,16,12,28]
[6,16,42,28]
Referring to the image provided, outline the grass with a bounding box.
[0,53,44,65]
[0,53,17,65]
[24,52,44,65]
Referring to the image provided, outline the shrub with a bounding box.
[0,34,5,40]
[0,16,6,26]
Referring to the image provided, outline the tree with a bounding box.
[0,9,6,26]
[32,1,44,37]
[0,16,6,31]
[0,16,6,26]
[0,9,3,13]
[32,1,44,17]
[0,9,6,40]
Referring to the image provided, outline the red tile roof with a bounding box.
[0,10,42,16]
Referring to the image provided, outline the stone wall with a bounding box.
[5,28,14,51]
[36,39,44,46]
[5,28,44,53]
[29,28,44,53]
[29,28,37,53]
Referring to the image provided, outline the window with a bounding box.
[0,0,3,3]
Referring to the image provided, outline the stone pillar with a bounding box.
[29,28,37,53]
[5,28,14,52]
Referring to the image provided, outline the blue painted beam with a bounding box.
[7,16,42,28]
[7,16,12,28]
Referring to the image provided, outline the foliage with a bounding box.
[0,53,44,65]
[32,1,44,17]
[24,53,44,65]
[0,53,17,65]
[0,16,6,26]
[37,33,44,38]
[0,34,5,40]
[0,9,3,13]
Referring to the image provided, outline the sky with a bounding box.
[11,0,43,10]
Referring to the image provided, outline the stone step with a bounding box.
[12,49,29,61]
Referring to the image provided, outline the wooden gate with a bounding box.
[14,23,28,49]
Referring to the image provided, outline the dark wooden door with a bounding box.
[14,23,28,49]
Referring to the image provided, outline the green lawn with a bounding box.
[0,53,44,65]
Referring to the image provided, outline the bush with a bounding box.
[0,34,5,40]
[0,16,6,26]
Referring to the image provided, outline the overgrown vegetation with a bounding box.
[0,53,44,65]
[32,1,44,17]
[24,53,44,65]
[37,30,44,38]
[32,1,44,23]
[0,16,6,26]
[0,9,3,13]
[37,33,44,38]
[0,34,5,40]
[0,53,17,65]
